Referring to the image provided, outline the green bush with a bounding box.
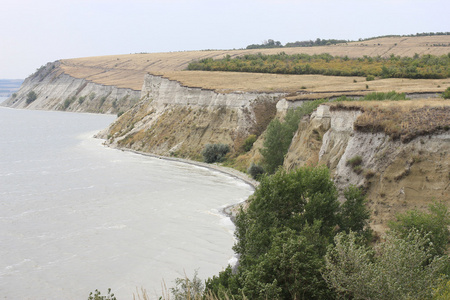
[247,163,264,179]
[388,202,450,257]
[242,134,257,152]
[363,91,408,101]
[442,87,450,99]
[324,230,449,299]
[63,96,76,110]
[346,155,362,167]
[26,91,37,104]
[170,270,204,300]
[202,144,230,163]
[366,74,375,81]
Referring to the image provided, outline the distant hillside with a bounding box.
[0,79,24,97]
[60,35,450,92]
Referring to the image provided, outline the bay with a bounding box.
[0,107,254,299]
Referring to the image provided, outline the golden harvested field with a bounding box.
[60,36,450,92]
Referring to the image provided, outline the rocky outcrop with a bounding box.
[1,61,140,114]
[102,74,284,159]
[284,105,450,232]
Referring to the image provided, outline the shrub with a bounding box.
[247,163,265,179]
[363,91,408,101]
[26,91,37,104]
[63,96,76,110]
[78,95,86,104]
[324,230,449,299]
[242,134,257,152]
[87,288,116,300]
[442,87,450,99]
[388,202,450,257]
[171,270,204,300]
[202,144,230,163]
[366,74,375,81]
[346,155,362,167]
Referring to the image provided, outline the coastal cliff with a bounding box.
[102,74,284,159]
[1,61,140,114]
[284,104,450,232]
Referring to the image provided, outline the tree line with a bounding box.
[245,32,450,49]
[187,52,450,79]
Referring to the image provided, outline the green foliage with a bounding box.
[247,163,264,180]
[324,230,449,299]
[434,279,450,300]
[89,92,96,100]
[242,134,257,152]
[339,186,371,237]
[246,39,282,49]
[363,90,408,100]
[78,95,87,104]
[26,90,37,104]
[117,111,124,117]
[202,143,230,163]
[388,202,450,257]
[234,166,341,264]
[87,288,116,300]
[260,119,291,174]
[187,52,450,79]
[171,270,204,300]
[346,155,363,174]
[366,74,375,81]
[205,167,370,299]
[63,96,76,110]
[99,96,107,107]
[261,99,326,174]
[442,87,450,99]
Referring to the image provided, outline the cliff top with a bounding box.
[60,36,450,93]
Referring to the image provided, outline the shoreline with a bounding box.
[105,144,258,219]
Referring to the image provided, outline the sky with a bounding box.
[1,0,449,79]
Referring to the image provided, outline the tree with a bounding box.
[324,230,449,299]
[201,144,230,163]
[260,119,292,173]
[26,90,37,104]
[205,166,371,300]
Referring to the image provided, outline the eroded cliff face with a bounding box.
[2,61,140,114]
[102,74,283,159]
[285,105,450,232]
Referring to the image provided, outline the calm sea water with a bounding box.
[0,105,254,299]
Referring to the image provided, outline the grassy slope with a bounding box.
[60,36,450,93]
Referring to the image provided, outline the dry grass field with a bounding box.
[329,98,450,141]
[60,36,450,93]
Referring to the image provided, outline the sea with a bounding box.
[0,101,254,299]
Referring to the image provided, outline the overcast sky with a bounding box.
[1,0,448,79]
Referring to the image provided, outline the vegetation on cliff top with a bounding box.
[330,92,450,142]
[187,52,450,79]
